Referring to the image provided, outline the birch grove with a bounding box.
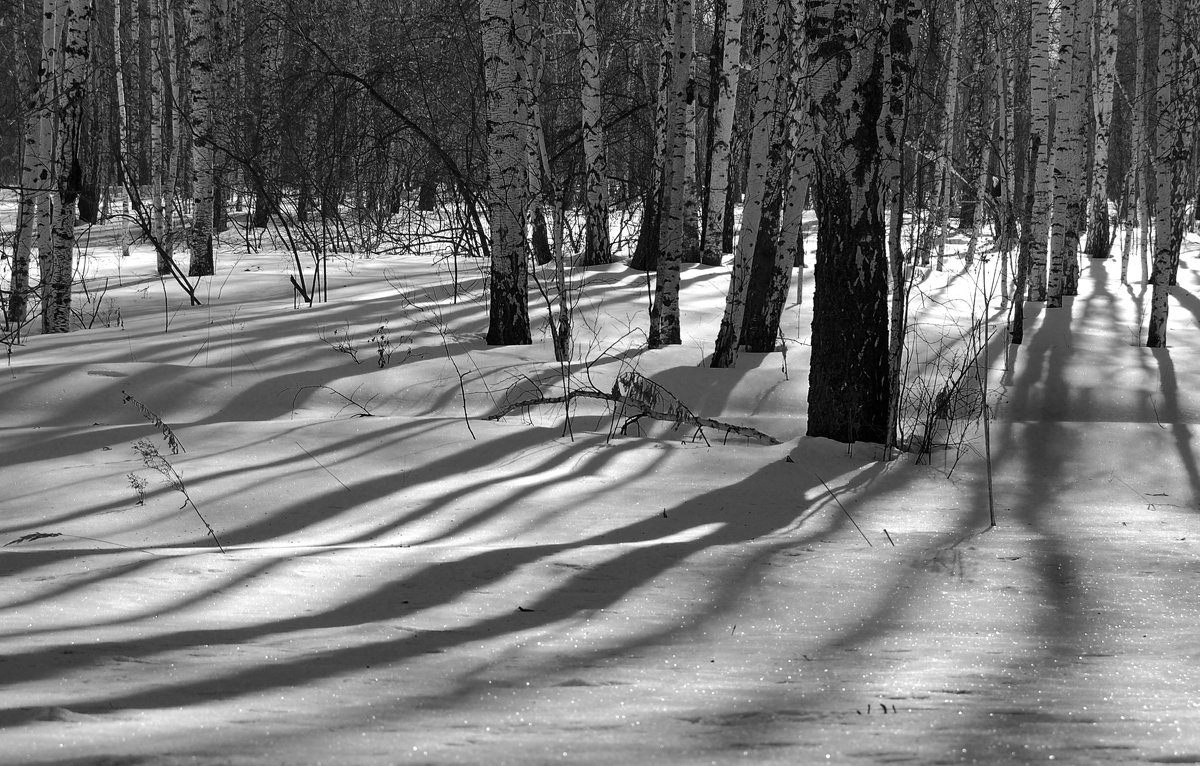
[0,0,1196,391]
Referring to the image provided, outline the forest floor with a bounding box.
[1,216,1199,765]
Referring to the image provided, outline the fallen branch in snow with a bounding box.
[487,371,781,445]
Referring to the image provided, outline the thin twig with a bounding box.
[295,441,354,493]
[813,472,873,547]
[288,385,373,418]
[4,531,163,556]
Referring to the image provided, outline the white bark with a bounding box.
[34,0,63,289]
[777,0,812,272]
[710,0,785,368]
[113,0,129,167]
[1046,0,1089,307]
[149,0,165,269]
[43,0,91,334]
[1085,0,1118,259]
[1026,0,1053,300]
[577,0,611,265]
[650,0,694,347]
[1147,0,1199,345]
[934,0,964,270]
[187,0,215,276]
[480,0,531,344]
[700,0,744,266]
[8,0,46,327]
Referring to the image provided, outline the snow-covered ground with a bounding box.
[2,221,1199,764]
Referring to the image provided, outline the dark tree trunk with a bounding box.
[740,188,785,352]
[722,163,738,253]
[531,205,553,265]
[417,167,438,211]
[252,189,272,228]
[487,256,532,345]
[806,164,892,445]
[631,188,661,271]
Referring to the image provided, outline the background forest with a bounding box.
[1,0,1197,449]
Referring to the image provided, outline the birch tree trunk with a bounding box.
[186,0,215,277]
[1046,0,1088,308]
[251,0,283,229]
[8,0,47,329]
[112,0,130,172]
[649,0,693,347]
[1085,0,1118,259]
[43,0,92,334]
[577,0,612,265]
[700,0,744,267]
[681,21,700,264]
[630,0,674,272]
[933,0,964,270]
[777,0,814,272]
[518,3,552,267]
[1135,0,1155,282]
[148,0,163,257]
[481,0,532,345]
[806,0,916,445]
[1147,0,1198,346]
[34,0,63,305]
[166,0,183,264]
[884,0,922,449]
[741,0,806,352]
[710,0,785,367]
[1026,0,1053,300]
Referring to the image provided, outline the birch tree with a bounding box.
[187,0,216,277]
[806,0,919,445]
[148,0,168,273]
[1026,0,1052,300]
[43,0,92,334]
[933,0,964,270]
[1147,0,1199,346]
[649,0,694,347]
[630,0,675,272]
[481,0,532,345]
[739,0,804,354]
[775,0,814,275]
[1085,0,1118,259]
[250,0,284,229]
[710,0,786,367]
[1046,0,1089,307]
[10,0,62,328]
[699,0,744,266]
[577,0,611,265]
[8,0,48,329]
